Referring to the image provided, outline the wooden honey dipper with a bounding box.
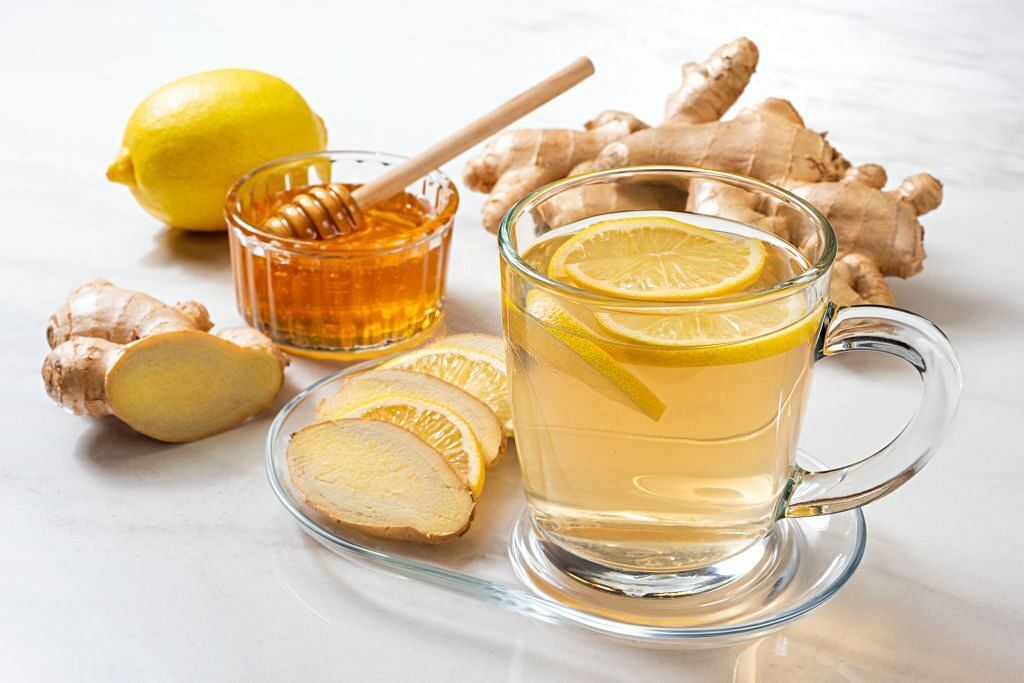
[262,56,595,240]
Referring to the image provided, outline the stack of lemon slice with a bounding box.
[286,334,512,543]
[379,334,513,436]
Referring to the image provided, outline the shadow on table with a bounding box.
[719,563,1022,681]
[892,276,1022,332]
[505,564,1021,681]
[142,228,232,273]
[74,372,304,472]
[75,416,178,464]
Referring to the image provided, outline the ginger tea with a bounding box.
[503,211,824,571]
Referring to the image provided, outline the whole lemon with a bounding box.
[107,69,326,231]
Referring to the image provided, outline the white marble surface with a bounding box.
[3,0,1022,680]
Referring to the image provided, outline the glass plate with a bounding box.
[266,357,866,648]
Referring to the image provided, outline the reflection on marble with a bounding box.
[2,0,1023,680]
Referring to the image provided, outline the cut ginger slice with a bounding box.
[318,369,505,467]
[287,419,474,543]
[104,329,285,442]
[327,397,486,498]
[380,333,513,436]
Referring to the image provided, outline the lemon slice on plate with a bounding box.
[317,369,505,468]
[380,334,513,436]
[330,398,486,498]
[508,290,665,420]
[548,216,766,300]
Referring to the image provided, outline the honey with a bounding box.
[226,152,457,358]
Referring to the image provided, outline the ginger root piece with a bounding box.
[593,97,849,186]
[42,280,289,442]
[287,419,475,543]
[792,168,942,305]
[464,37,942,305]
[463,111,648,232]
[46,278,213,348]
[664,36,760,124]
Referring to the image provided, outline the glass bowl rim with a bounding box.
[225,149,459,255]
[497,165,838,308]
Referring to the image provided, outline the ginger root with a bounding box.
[42,279,289,442]
[464,37,942,305]
[791,167,942,304]
[463,111,647,232]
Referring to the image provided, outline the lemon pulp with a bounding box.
[548,217,766,300]
[380,334,512,435]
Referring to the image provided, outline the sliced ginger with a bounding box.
[286,338,520,543]
[328,397,486,498]
[42,279,288,442]
[287,419,474,543]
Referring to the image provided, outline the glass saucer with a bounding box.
[267,358,867,647]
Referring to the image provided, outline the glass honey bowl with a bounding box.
[226,151,458,359]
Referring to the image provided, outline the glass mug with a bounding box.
[499,166,961,597]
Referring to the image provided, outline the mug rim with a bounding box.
[497,165,838,307]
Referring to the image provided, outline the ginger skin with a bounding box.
[792,167,942,305]
[43,280,289,442]
[46,278,212,348]
[463,111,647,232]
[664,37,760,124]
[464,37,942,305]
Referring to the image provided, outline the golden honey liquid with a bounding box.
[504,212,821,571]
[232,185,450,355]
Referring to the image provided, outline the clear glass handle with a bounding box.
[786,304,962,518]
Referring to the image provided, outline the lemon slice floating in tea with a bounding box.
[597,299,826,367]
[327,398,486,498]
[380,334,513,436]
[548,216,766,300]
[596,295,805,347]
[508,290,665,420]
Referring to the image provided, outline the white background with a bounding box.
[2,0,1022,680]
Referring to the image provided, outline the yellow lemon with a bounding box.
[107,69,326,231]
